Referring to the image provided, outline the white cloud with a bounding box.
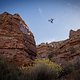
[36,38,56,45]
[42,38,56,43]
[38,8,42,14]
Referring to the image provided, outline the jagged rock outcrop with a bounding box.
[0,12,36,66]
[37,29,80,67]
[37,43,52,58]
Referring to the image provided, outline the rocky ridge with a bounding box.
[37,29,80,67]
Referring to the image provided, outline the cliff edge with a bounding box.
[0,12,36,66]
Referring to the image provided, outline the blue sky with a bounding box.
[0,0,80,44]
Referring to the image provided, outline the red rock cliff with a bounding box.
[37,29,80,67]
[0,12,36,66]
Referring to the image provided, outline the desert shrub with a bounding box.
[34,58,62,73]
[0,55,63,80]
[59,67,80,80]
[60,59,80,78]
[0,56,25,80]
[48,52,53,60]
[33,59,63,80]
[21,58,63,80]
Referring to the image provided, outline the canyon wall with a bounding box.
[37,29,80,67]
[0,12,36,66]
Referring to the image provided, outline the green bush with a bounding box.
[21,58,63,80]
[0,56,25,80]
[0,56,63,80]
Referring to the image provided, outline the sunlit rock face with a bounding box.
[37,29,80,67]
[0,12,36,66]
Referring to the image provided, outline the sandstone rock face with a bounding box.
[0,12,36,66]
[37,41,66,59]
[37,29,80,67]
[37,43,52,58]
